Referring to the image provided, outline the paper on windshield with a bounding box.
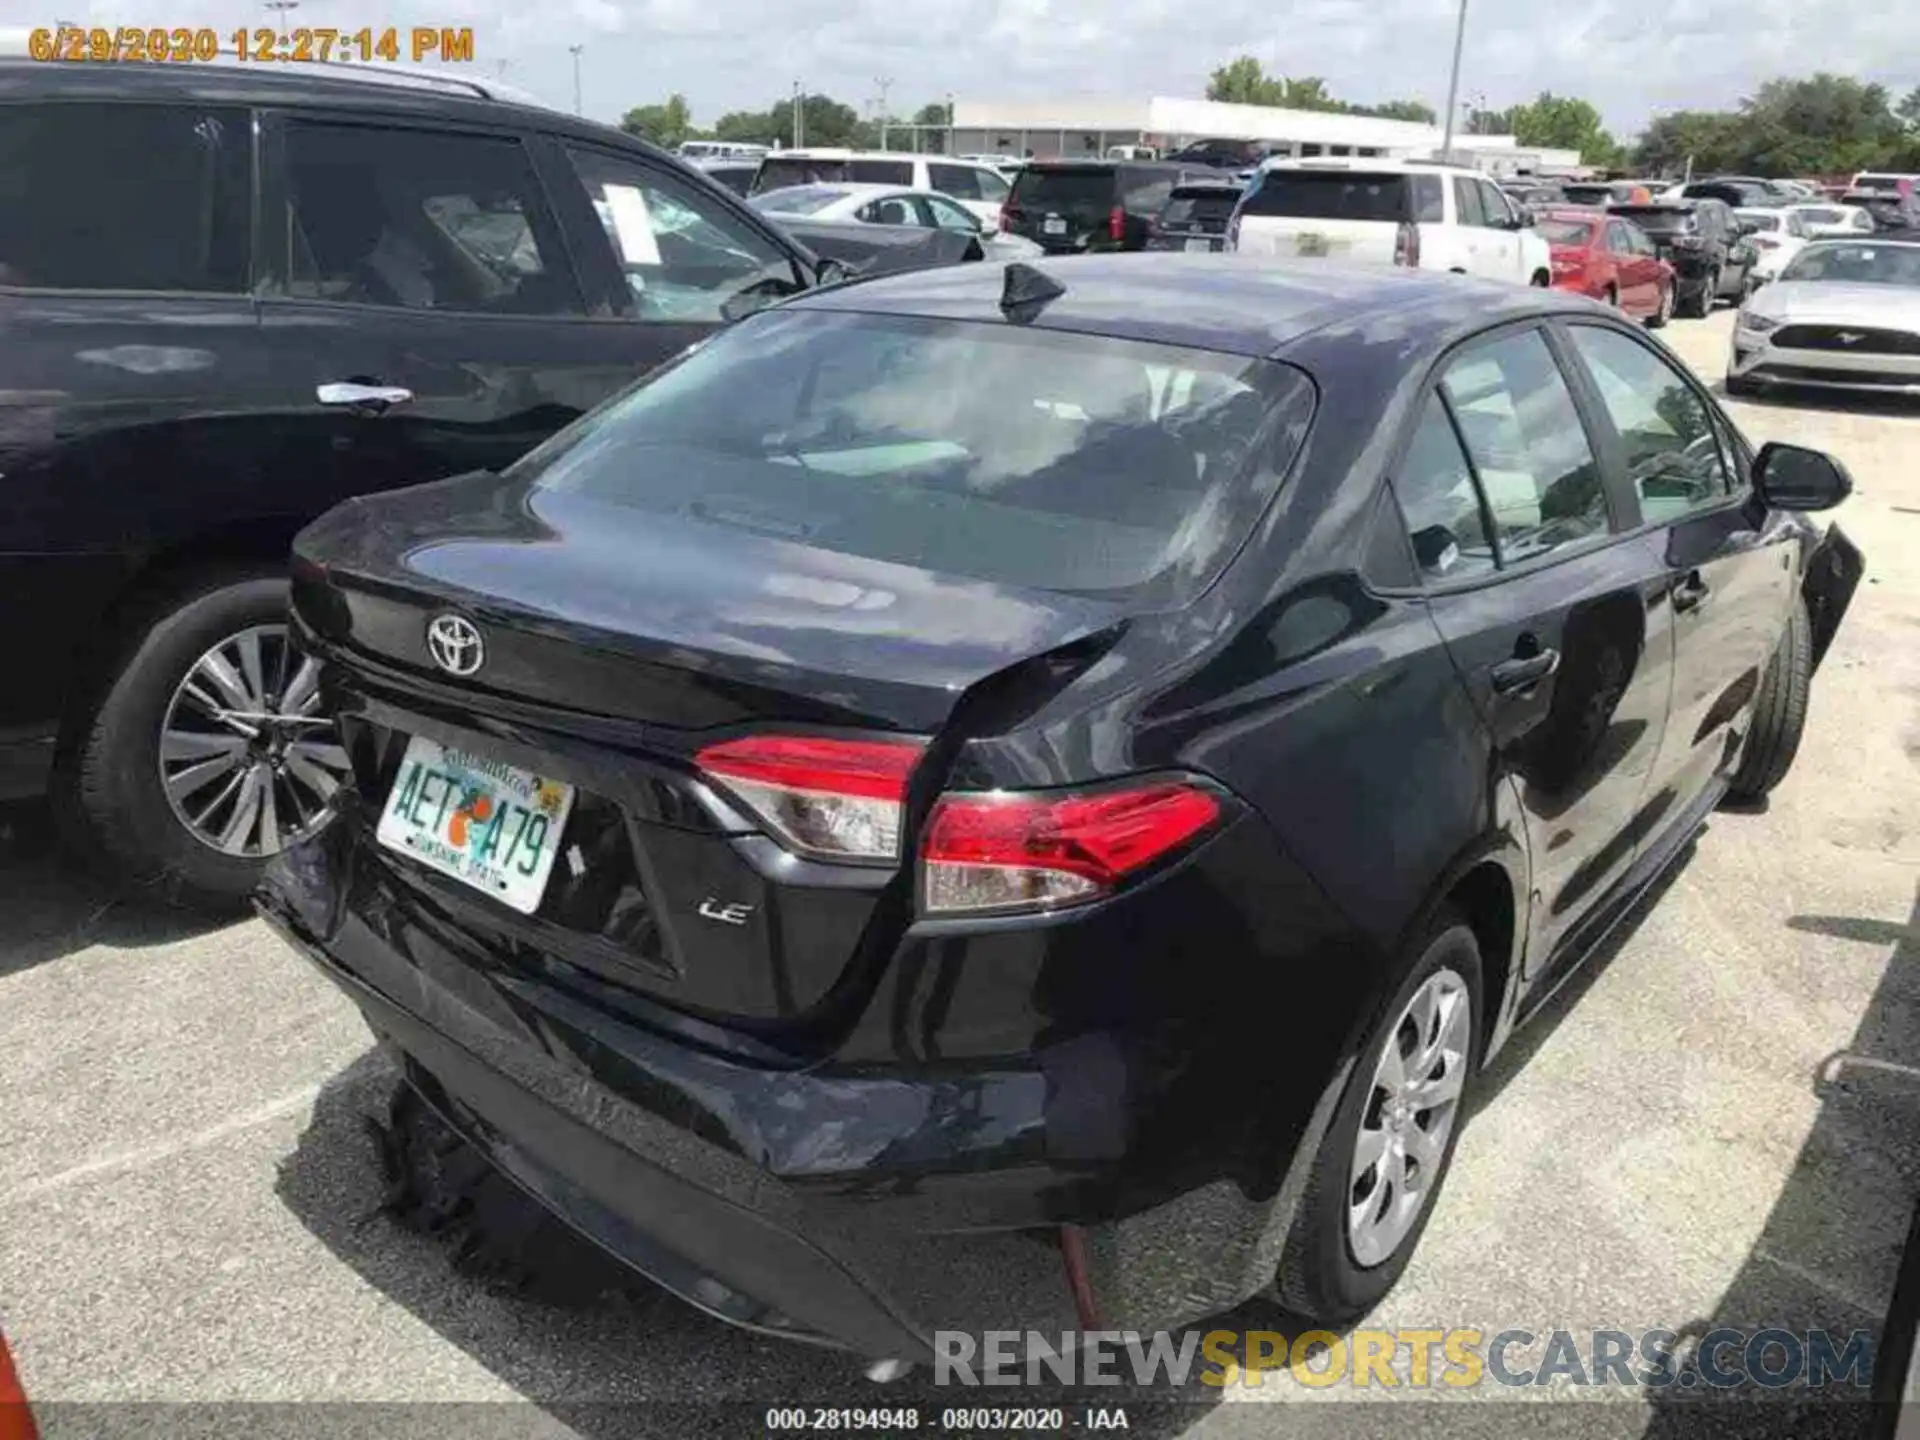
[603,184,662,266]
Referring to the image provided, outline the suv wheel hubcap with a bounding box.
[1348,967,1471,1268]
[159,624,348,857]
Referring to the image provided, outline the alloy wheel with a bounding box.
[158,624,349,857]
[1348,967,1472,1268]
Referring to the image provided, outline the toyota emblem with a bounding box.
[425,614,485,677]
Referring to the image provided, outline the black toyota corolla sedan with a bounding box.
[261,255,1863,1363]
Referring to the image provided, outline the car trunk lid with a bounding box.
[1230,168,1414,265]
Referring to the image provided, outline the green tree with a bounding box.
[619,93,697,148]
[1632,110,1739,176]
[911,101,951,153]
[1357,99,1437,124]
[1732,74,1904,175]
[1207,55,1283,106]
[1506,91,1621,166]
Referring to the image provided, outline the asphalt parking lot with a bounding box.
[2,305,1918,1438]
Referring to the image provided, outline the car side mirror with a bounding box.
[1753,441,1852,511]
[1516,207,1535,228]
[812,257,857,287]
[1410,524,1461,573]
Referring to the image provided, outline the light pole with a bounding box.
[792,80,804,148]
[263,0,298,14]
[567,45,583,115]
[1438,0,1469,160]
[874,77,893,150]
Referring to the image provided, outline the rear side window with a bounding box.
[849,159,914,185]
[516,310,1316,603]
[282,123,581,314]
[928,163,981,200]
[1439,330,1608,564]
[1241,171,1411,222]
[1541,220,1595,245]
[0,103,249,292]
[1394,396,1497,582]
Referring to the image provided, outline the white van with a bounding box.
[676,140,770,162]
[1230,159,1553,287]
[751,149,1011,226]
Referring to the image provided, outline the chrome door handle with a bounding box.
[316,382,413,408]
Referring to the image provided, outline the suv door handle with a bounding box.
[1490,645,1560,694]
[1671,571,1711,613]
[317,381,413,409]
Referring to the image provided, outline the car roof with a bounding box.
[1263,158,1480,176]
[788,253,1583,359]
[768,149,987,167]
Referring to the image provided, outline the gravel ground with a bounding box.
[1,305,1916,1439]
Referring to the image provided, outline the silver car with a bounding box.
[1727,236,1920,396]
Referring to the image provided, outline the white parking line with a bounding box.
[0,1083,321,1208]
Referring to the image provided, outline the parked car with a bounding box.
[1001,159,1202,253]
[1842,190,1920,232]
[1675,178,1778,210]
[1783,201,1876,238]
[1607,199,1756,316]
[1848,171,1920,198]
[1230,159,1552,288]
[752,184,1038,262]
[1164,137,1269,170]
[0,58,832,906]
[1144,181,1244,253]
[1539,207,1676,323]
[750,150,1012,228]
[263,254,1862,1367]
[1501,181,1567,209]
[677,140,770,163]
[1728,234,1920,397]
[1733,206,1813,283]
[1561,180,1656,206]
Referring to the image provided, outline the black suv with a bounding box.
[1609,198,1756,316]
[0,60,829,906]
[1001,160,1203,253]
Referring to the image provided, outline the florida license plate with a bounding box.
[1296,233,1330,257]
[1042,216,1067,235]
[1184,237,1215,252]
[375,735,575,914]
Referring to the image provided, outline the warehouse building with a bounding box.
[947,96,1583,175]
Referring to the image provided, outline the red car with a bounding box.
[1538,206,1676,325]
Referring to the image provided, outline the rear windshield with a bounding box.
[513,311,1315,602]
[1159,189,1240,225]
[1738,211,1782,232]
[1239,171,1410,222]
[752,157,870,193]
[1854,175,1907,193]
[1009,166,1118,218]
[1539,219,1593,245]
[1611,206,1693,232]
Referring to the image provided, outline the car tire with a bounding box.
[1680,271,1716,318]
[1727,596,1811,803]
[1273,910,1482,1325]
[1723,370,1761,397]
[1648,281,1674,328]
[1529,270,1550,288]
[1604,284,1619,308]
[51,566,341,911]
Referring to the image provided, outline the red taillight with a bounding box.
[1109,205,1125,242]
[696,735,924,863]
[1393,221,1420,268]
[921,780,1222,915]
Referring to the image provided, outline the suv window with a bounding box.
[1564,326,1736,523]
[1452,177,1486,227]
[1121,169,1178,215]
[848,159,914,185]
[1395,395,1497,581]
[283,123,580,314]
[0,103,249,292]
[1240,171,1413,222]
[1440,330,1609,564]
[928,163,981,200]
[1009,166,1116,222]
[568,147,796,324]
[1413,173,1445,223]
[1476,180,1514,227]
